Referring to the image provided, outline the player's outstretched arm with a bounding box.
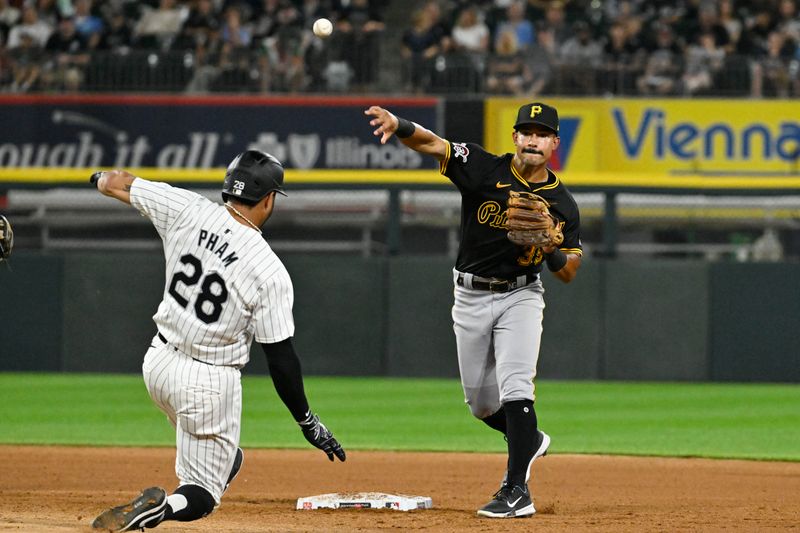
[365,106,448,162]
[261,339,346,462]
[89,170,136,204]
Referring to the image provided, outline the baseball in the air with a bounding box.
[313,18,333,38]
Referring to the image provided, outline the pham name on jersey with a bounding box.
[198,229,239,267]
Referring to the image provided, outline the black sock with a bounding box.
[162,484,216,522]
[504,399,537,488]
[480,407,507,434]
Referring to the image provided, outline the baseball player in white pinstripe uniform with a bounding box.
[90,150,345,532]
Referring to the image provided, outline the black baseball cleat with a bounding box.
[92,486,167,531]
[224,447,244,493]
[477,484,535,518]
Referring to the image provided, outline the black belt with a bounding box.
[457,273,538,293]
[157,332,212,366]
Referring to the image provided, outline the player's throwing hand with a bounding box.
[365,106,401,145]
[299,411,346,462]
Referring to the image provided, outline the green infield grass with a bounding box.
[0,373,797,461]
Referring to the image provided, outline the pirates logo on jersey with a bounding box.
[453,143,469,163]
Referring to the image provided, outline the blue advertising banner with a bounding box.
[0,95,438,170]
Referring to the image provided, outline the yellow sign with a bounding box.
[485,98,800,182]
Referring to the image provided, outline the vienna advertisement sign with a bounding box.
[485,98,799,181]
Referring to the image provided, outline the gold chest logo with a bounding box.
[477,201,508,228]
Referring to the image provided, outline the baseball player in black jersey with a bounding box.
[366,102,582,518]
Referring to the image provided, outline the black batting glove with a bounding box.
[89,171,104,187]
[298,411,346,462]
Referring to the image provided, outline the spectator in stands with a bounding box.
[618,6,645,51]
[451,4,489,76]
[681,31,726,95]
[7,6,52,48]
[738,7,776,58]
[495,0,534,51]
[73,0,103,49]
[525,24,555,95]
[7,31,43,92]
[296,0,334,91]
[485,28,530,94]
[559,20,603,94]
[782,0,800,96]
[401,6,442,93]
[251,0,284,43]
[334,0,384,91]
[134,0,186,50]
[636,24,682,95]
[752,30,793,97]
[35,0,59,29]
[718,0,744,52]
[542,1,570,47]
[213,5,255,91]
[683,3,731,51]
[299,0,327,27]
[42,16,89,91]
[220,4,252,50]
[97,9,133,52]
[0,0,21,38]
[260,3,308,92]
[0,42,10,89]
[602,0,650,26]
[421,0,451,53]
[175,0,220,52]
[599,20,643,95]
[776,0,800,46]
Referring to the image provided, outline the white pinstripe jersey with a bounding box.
[130,178,295,366]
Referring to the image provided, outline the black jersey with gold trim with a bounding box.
[440,141,582,279]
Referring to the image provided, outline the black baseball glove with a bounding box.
[0,215,13,262]
[299,411,346,462]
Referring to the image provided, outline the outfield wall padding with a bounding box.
[709,263,800,382]
[61,253,165,373]
[602,261,710,381]
[385,256,459,378]
[0,253,64,371]
[539,261,603,380]
[2,252,799,382]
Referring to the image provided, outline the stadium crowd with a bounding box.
[0,0,798,97]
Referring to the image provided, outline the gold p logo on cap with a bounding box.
[530,105,542,118]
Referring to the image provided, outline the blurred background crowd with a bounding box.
[0,0,798,97]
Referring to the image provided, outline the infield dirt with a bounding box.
[1,446,798,532]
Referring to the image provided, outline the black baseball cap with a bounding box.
[514,103,559,134]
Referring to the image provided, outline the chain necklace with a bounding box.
[224,202,262,234]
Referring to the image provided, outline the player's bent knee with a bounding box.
[467,402,500,419]
[170,484,216,522]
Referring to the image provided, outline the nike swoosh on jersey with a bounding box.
[496,182,512,188]
[507,496,523,508]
